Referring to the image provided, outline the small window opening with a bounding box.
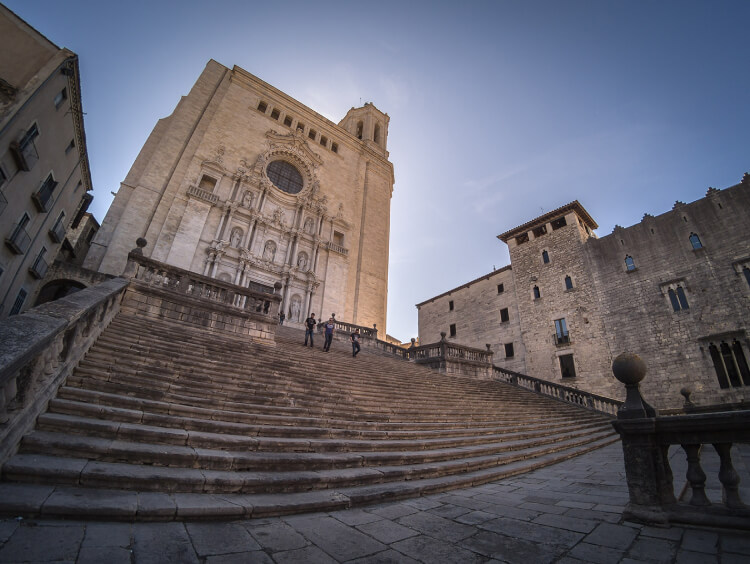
[320,135,328,147]
[689,233,703,250]
[533,286,541,299]
[374,123,381,144]
[504,343,514,358]
[515,233,529,245]
[564,275,573,290]
[356,121,363,140]
[448,300,454,311]
[500,308,509,322]
[676,287,689,310]
[744,266,750,288]
[497,283,504,294]
[533,225,547,238]
[710,341,750,388]
[54,88,67,109]
[449,324,456,338]
[333,231,344,246]
[283,116,293,127]
[551,217,567,230]
[65,139,75,154]
[296,122,305,132]
[668,289,680,312]
[257,101,268,113]
[542,250,550,264]
[650,228,655,234]
[308,129,317,140]
[718,202,723,209]
[331,142,338,153]
[270,109,280,120]
[559,354,576,379]
[554,318,569,345]
[198,175,217,192]
[683,216,688,222]
[9,288,28,316]
[625,255,636,272]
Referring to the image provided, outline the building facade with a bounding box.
[418,175,750,409]
[0,5,94,318]
[85,61,394,331]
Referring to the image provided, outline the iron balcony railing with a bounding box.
[29,255,48,279]
[48,220,66,243]
[5,223,31,255]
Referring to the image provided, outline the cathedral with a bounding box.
[84,60,394,331]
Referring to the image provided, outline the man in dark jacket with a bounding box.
[304,313,316,347]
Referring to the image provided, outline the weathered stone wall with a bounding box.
[416,266,526,373]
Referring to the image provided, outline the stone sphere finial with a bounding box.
[440,331,447,341]
[136,237,147,249]
[273,282,283,292]
[612,353,646,385]
[486,344,492,351]
[680,386,694,409]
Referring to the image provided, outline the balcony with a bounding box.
[49,220,66,243]
[554,333,570,346]
[31,179,57,212]
[326,241,349,256]
[5,223,31,255]
[29,255,48,279]
[186,185,219,205]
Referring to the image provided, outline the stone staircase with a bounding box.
[0,311,619,521]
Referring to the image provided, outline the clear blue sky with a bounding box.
[7,0,749,341]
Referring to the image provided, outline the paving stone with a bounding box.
[584,522,639,550]
[479,516,583,549]
[455,510,497,525]
[564,507,621,523]
[479,502,541,521]
[205,552,274,564]
[132,522,199,564]
[329,508,383,526]
[402,497,443,511]
[356,519,418,544]
[639,525,683,541]
[532,512,598,533]
[0,523,84,563]
[0,520,19,544]
[435,495,492,511]
[272,545,338,564]
[186,522,260,556]
[174,493,246,519]
[346,548,421,563]
[77,546,132,564]
[245,521,307,552]
[519,501,568,514]
[81,522,132,547]
[41,487,137,519]
[367,503,419,520]
[0,484,54,515]
[558,500,596,509]
[392,534,485,564]
[626,537,678,563]
[281,515,385,561]
[675,550,718,564]
[459,529,563,563]
[679,529,718,554]
[426,503,472,519]
[397,510,476,542]
[722,553,750,564]
[721,534,750,555]
[566,541,625,564]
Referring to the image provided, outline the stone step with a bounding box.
[4,431,617,494]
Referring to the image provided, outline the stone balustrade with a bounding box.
[0,277,129,464]
[493,366,622,416]
[326,241,349,256]
[316,318,377,339]
[186,184,219,205]
[611,352,750,529]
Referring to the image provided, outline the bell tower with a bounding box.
[338,102,389,155]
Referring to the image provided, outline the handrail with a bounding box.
[493,365,622,416]
[317,318,377,338]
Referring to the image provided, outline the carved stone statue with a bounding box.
[230,227,242,248]
[297,252,308,270]
[304,218,314,234]
[242,190,254,208]
[290,295,302,322]
[263,240,276,262]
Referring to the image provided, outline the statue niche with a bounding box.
[230,227,243,248]
[297,252,309,270]
[289,294,302,323]
[263,240,277,262]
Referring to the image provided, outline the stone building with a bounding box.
[418,175,750,409]
[85,61,394,331]
[0,5,94,318]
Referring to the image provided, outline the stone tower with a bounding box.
[84,61,394,331]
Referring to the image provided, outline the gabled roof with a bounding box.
[497,200,598,242]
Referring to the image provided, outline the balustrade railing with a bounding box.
[128,251,279,318]
[611,352,750,529]
[326,241,349,256]
[493,366,622,416]
[316,318,377,338]
[187,184,219,205]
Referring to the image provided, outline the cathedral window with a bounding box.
[625,255,636,272]
[542,250,550,264]
[320,135,328,147]
[283,116,293,127]
[308,129,317,140]
[270,108,280,120]
[257,101,267,113]
[356,121,363,140]
[374,123,381,144]
[533,286,541,299]
[564,275,573,290]
[449,323,456,337]
[504,343,514,358]
[551,217,567,230]
[449,300,454,311]
[331,142,338,153]
[689,233,703,249]
[500,308,509,322]
[709,340,750,389]
[266,160,303,194]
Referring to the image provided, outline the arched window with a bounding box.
[689,233,703,250]
[676,286,689,309]
[533,285,541,299]
[564,275,573,290]
[668,289,680,312]
[374,123,381,144]
[744,266,750,288]
[356,121,363,140]
[542,250,550,264]
[625,255,636,271]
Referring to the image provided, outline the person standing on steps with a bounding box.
[304,313,316,347]
[279,311,285,325]
[351,328,361,357]
[323,317,335,352]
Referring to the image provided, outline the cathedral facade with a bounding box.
[85,61,394,331]
[418,176,750,409]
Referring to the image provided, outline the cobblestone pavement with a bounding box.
[1,442,748,563]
